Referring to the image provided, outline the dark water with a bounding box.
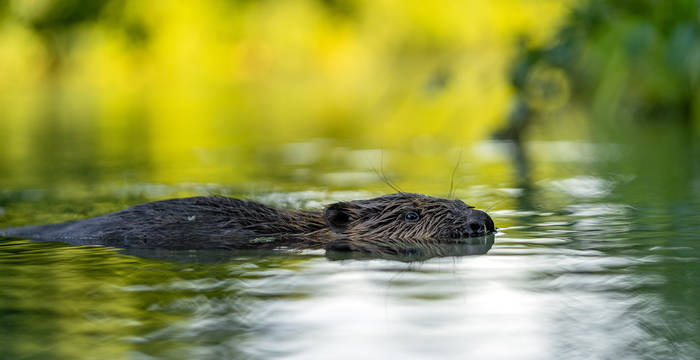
[1,138,699,360]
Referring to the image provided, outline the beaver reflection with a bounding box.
[325,235,495,261]
[0,193,496,257]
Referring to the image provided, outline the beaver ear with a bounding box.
[324,202,354,233]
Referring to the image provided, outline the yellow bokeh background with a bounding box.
[0,0,568,189]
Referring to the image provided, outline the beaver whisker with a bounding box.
[447,147,464,200]
[366,150,405,195]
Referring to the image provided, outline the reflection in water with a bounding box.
[326,235,495,262]
[2,158,700,359]
[508,138,536,212]
[122,235,495,264]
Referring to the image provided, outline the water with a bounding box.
[1,138,699,360]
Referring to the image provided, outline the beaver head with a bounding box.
[323,193,495,253]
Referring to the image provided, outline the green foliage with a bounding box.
[24,0,112,30]
[511,0,700,135]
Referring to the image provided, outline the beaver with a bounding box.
[0,193,495,254]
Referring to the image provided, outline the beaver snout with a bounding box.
[448,209,496,238]
[467,209,496,236]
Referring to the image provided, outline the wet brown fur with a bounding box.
[0,193,495,253]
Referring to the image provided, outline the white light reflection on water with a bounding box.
[239,257,548,360]
[188,252,665,360]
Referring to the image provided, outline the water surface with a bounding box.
[1,139,699,360]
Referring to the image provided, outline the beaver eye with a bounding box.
[404,211,420,223]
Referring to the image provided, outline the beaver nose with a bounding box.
[467,209,495,235]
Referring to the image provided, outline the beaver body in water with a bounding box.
[0,193,495,253]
